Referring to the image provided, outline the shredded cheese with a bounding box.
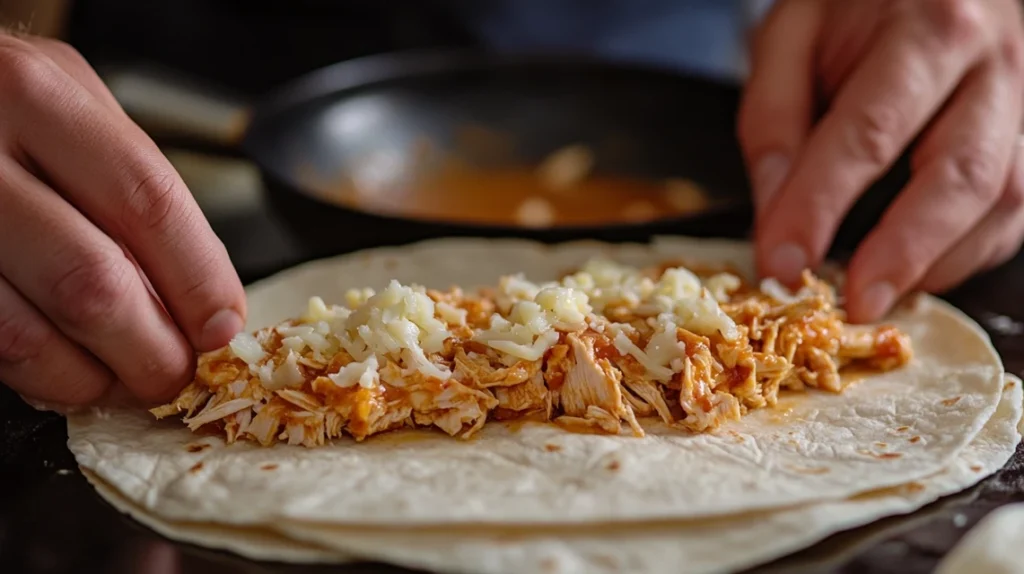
[229,259,742,391]
[228,333,265,366]
[328,355,380,389]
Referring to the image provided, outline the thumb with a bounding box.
[738,0,823,222]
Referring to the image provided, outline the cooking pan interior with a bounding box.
[243,53,908,258]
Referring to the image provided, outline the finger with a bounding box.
[18,36,124,115]
[0,274,114,406]
[0,158,193,402]
[917,144,1024,293]
[756,11,990,285]
[0,41,247,351]
[738,0,824,215]
[845,61,1022,322]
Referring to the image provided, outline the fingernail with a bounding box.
[200,308,244,351]
[767,242,807,285]
[857,281,897,322]
[753,153,790,211]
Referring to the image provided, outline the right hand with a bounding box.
[0,34,247,410]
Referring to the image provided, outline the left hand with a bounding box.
[739,0,1024,322]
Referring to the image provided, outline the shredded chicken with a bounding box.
[151,260,913,447]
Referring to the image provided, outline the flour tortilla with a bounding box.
[936,500,1024,574]
[66,237,1005,526]
[81,376,1024,574]
[277,375,1024,574]
[81,469,343,564]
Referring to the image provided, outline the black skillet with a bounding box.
[101,49,911,260]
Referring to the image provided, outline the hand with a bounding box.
[0,34,246,409]
[739,0,1024,322]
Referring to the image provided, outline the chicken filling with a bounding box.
[151,259,912,447]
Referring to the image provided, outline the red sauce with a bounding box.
[873,326,904,358]
[346,388,382,438]
[313,381,360,409]
[266,330,285,355]
[492,407,522,421]
[797,316,840,349]
[382,383,409,403]
[325,353,353,374]
[547,372,566,391]
[724,365,752,390]
[593,338,620,361]
[697,395,714,413]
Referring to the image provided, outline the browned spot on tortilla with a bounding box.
[383,258,398,271]
[970,464,983,472]
[606,460,621,471]
[540,557,558,573]
[859,449,904,460]
[895,426,910,432]
[909,436,922,444]
[787,439,800,447]
[787,465,830,475]
[904,482,925,493]
[875,442,888,448]
[728,430,746,443]
[544,443,562,452]
[941,396,962,407]
[185,443,210,453]
[594,555,619,568]
[189,462,204,473]
[261,463,279,471]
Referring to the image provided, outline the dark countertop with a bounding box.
[2,183,1024,574]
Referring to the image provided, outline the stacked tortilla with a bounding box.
[66,237,1023,574]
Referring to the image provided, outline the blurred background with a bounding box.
[13,0,491,278]
[0,0,791,282]
[3,0,905,284]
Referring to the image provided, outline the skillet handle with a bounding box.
[100,66,252,149]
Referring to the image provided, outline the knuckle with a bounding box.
[120,169,188,234]
[0,40,56,103]
[736,101,788,161]
[843,105,902,168]
[127,348,192,403]
[33,37,92,72]
[180,245,221,300]
[0,312,48,364]
[49,251,135,328]
[926,0,988,46]
[876,233,934,288]
[43,39,84,63]
[136,353,189,391]
[946,148,1003,204]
